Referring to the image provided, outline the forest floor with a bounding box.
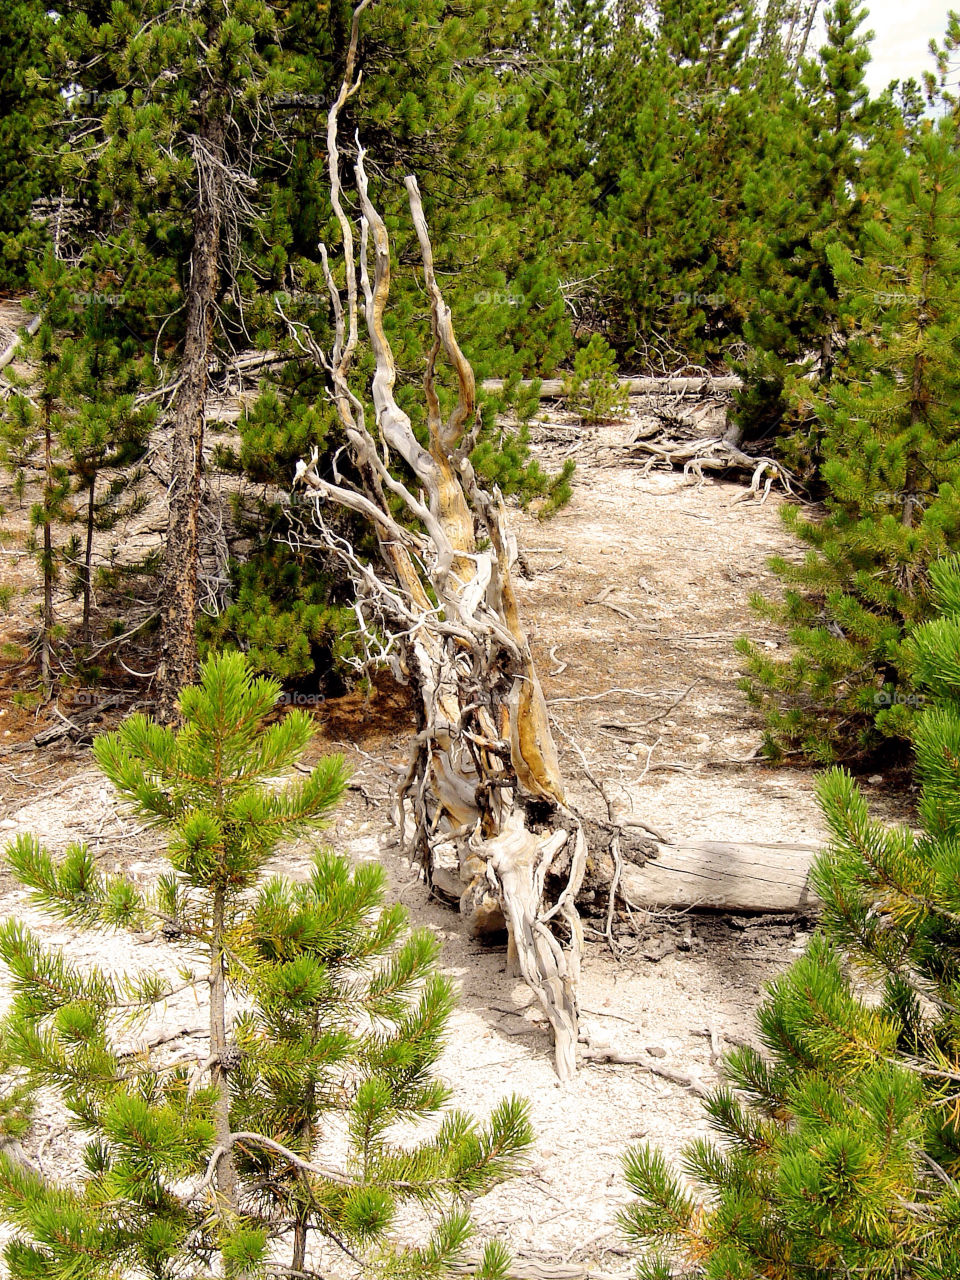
[0,401,914,1278]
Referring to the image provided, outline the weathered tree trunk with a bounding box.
[156,112,225,723]
[291,0,585,1078]
[40,405,55,702]
[81,477,95,644]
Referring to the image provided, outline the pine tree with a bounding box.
[734,0,877,455]
[563,334,629,424]
[0,254,156,688]
[57,306,155,648]
[619,554,960,1278]
[737,112,960,763]
[926,9,960,115]
[0,261,80,699]
[38,0,322,718]
[0,0,54,288]
[584,0,760,366]
[0,652,532,1280]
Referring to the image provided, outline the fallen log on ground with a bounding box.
[481,375,742,397]
[621,838,820,913]
[32,695,122,747]
[626,415,797,501]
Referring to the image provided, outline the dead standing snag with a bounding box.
[291,0,586,1079]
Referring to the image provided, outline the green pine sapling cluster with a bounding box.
[620,553,960,1278]
[0,652,532,1280]
[0,253,156,691]
[562,335,629,425]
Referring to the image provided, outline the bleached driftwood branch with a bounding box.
[291,0,586,1079]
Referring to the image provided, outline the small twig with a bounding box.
[83,612,160,659]
[598,601,639,622]
[580,1006,634,1023]
[117,1025,207,1058]
[581,1045,711,1096]
[546,687,667,706]
[548,644,568,677]
[194,1132,357,1199]
[638,678,701,727]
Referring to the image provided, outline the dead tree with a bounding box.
[290,0,588,1080]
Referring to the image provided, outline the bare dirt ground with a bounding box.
[0,400,914,1278]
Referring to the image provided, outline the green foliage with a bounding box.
[471,419,576,516]
[547,0,761,366]
[620,561,960,1275]
[734,0,878,451]
[199,533,362,681]
[0,652,533,1279]
[0,252,155,669]
[738,113,960,762]
[204,394,364,683]
[562,336,629,425]
[0,1,54,287]
[5,0,580,693]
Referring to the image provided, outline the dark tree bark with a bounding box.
[81,476,95,644]
[157,113,226,723]
[40,405,54,702]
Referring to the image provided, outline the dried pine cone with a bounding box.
[219,1045,242,1072]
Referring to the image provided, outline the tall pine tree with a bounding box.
[734,0,876,456]
[738,112,960,763]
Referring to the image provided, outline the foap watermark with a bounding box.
[473,287,523,307]
[874,690,926,708]
[868,491,926,509]
[673,291,726,307]
[69,89,126,108]
[72,291,126,307]
[475,91,525,112]
[272,290,327,308]
[72,690,112,707]
[276,691,326,707]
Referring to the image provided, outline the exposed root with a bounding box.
[632,434,795,502]
[625,400,796,502]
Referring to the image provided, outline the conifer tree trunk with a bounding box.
[209,883,240,1215]
[81,476,95,644]
[157,111,225,723]
[40,404,54,701]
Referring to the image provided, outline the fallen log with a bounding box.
[621,839,820,913]
[32,695,122,748]
[481,375,742,398]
